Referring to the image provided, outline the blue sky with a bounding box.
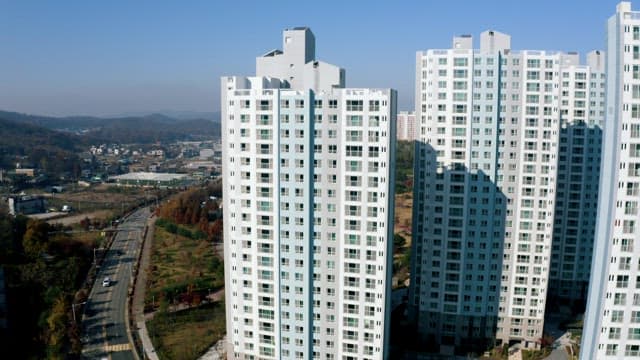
[0,0,625,117]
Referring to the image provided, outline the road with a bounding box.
[81,207,150,360]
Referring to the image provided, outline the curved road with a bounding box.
[81,207,150,360]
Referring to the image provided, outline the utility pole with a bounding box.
[94,247,106,265]
[72,301,87,322]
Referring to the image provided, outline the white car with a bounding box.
[102,277,111,287]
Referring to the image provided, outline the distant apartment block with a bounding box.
[397,111,417,141]
[409,30,604,353]
[221,28,396,359]
[582,2,640,358]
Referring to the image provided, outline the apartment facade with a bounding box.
[221,28,396,360]
[548,51,605,303]
[582,2,640,358]
[397,111,417,141]
[410,30,604,353]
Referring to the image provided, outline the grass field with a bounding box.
[147,301,226,360]
[393,192,413,288]
[145,222,223,310]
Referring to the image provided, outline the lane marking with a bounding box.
[104,343,132,352]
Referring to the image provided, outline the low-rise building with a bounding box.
[109,172,193,188]
[7,195,46,216]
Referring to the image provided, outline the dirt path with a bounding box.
[47,210,112,226]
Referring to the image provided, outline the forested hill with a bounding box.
[0,117,82,153]
[0,117,85,175]
[0,110,221,143]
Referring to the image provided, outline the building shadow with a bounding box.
[393,141,506,357]
[547,121,602,314]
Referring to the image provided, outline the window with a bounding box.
[346,100,363,111]
[611,310,624,323]
[626,344,640,356]
[347,115,363,126]
[527,59,540,68]
[624,220,636,233]
[610,327,622,339]
[453,57,468,66]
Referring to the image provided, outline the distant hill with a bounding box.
[0,117,85,175]
[0,110,221,144]
[105,110,220,121]
[0,117,83,153]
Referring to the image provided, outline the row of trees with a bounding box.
[395,140,414,194]
[0,213,92,359]
[146,183,225,313]
[155,182,223,242]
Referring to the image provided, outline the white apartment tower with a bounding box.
[410,30,605,353]
[548,51,605,303]
[397,111,417,141]
[221,28,396,360]
[582,2,640,358]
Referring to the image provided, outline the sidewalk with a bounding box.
[544,332,572,360]
[132,215,160,360]
[509,349,523,360]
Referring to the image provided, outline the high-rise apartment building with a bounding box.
[548,52,605,304]
[582,2,640,358]
[221,28,396,360]
[409,30,604,353]
[397,111,417,141]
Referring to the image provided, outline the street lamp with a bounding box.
[93,247,105,264]
[72,301,87,322]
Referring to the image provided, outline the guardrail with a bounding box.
[124,212,149,360]
[128,217,151,359]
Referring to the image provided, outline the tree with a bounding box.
[45,296,68,359]
[393,234,406,249]
[22,220,50,259]
[197,217,208,233]
[79,217,91,231]
[395,140,415,194]
[539,334,554,348]
[209,219,223,243]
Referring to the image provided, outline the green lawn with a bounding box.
[147,301,226,360]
